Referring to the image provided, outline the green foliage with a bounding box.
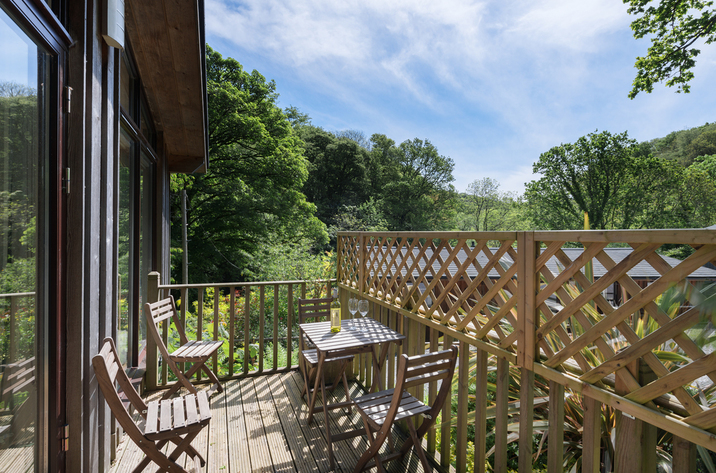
[456,178,524,232]
[171,46,327,284]
[625,0,716,98]
[644,122,716,166]
[526,130,640,230]
[380,138,457,231]
[300,126,372,225]
[525,129,716,230]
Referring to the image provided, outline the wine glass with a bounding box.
[358,299,369,331]
[348,297,359,330]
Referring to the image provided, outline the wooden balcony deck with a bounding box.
[110,371,446,473]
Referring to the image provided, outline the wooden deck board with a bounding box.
[226,376,252,473]
[267,373,320,473]
[241,377,274,472]
[279,372,334,472]
[109,373,443,473]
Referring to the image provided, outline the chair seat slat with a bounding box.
[145,401,159,435]
[197,391,211,421]
[173,397,186,429]
[159,400,173,432]
[185,394,199,424]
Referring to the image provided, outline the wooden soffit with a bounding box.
[125,0,208,174]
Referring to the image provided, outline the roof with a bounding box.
[371,246,716,281]
[125,0,209,173]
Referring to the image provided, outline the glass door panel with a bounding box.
[0,7,49,471]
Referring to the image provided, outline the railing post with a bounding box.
[517,231,537,370]
[359,232,365,293]
[615,358,657,472]
[145,271,160,391]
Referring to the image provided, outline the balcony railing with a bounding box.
[145,278,336,389]
[145,229,716,473]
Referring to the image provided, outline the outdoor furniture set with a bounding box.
[92,294,457,472]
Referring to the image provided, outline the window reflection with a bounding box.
[0,7,47,470]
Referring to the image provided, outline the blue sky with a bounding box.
[205,0,716,195]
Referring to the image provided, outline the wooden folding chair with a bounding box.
[93,337,210,473]
[351,346,458,473]
[145,296,223,400]
[298,297,355,403]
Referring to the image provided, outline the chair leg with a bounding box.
[341,367,352,414]
[406,419,432,473]
[321,374,335,471]
[353,417,387,473]
[161,363,201,400]
[200,364,223,393]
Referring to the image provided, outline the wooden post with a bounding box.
[582,395,602,473]
[145,271,160,390]
[456,341,469,472]
[672,435,696,473]
[440,334,453,471]
[614,358,657,473]
[517,232,537,370]
[518,367,534,473]
[359,232,365,292]
[494,356,509,473]
[548,381,565,473]
[474,348,488,473]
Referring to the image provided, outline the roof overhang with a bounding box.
[125,0,209,174]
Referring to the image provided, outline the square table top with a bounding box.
[299,317,405,353]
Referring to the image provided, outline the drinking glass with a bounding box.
[348,297,359,330]
[358,299,369,331]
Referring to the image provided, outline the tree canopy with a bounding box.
[625,0,716,98]
[525,129,716,230]
[171,47,327,283]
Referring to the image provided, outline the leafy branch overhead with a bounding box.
[625,0,716,98]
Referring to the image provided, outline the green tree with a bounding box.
[625,0,716,98]
[526,131,640,230]
[172,47,327,283]
[300,126,371,225]
[464,177,517,231]
[686,129,716,162]
[380,138,456,231]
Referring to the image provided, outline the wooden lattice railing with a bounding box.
[338,230,716,472]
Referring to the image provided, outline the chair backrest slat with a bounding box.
[92,338,148,441]
[403,370,451,390]
[298,297,333,353]
[298,297,332,324]
[145,296,188,361]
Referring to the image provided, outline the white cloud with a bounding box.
[206,0,716,196]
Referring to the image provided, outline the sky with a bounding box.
[204,0,716,195]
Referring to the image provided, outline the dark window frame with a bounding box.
[120,44,157,368]
[0,1,68,471]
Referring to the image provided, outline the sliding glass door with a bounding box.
[0,7,50,471]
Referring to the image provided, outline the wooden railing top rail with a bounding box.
[0,292,35,298]
[157,278,336,290]
[338,228,716,245]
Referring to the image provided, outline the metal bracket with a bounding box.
[61,424,69,452]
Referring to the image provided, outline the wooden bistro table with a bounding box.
[299,317,405,469]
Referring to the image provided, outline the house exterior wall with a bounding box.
[63,2,174,470]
